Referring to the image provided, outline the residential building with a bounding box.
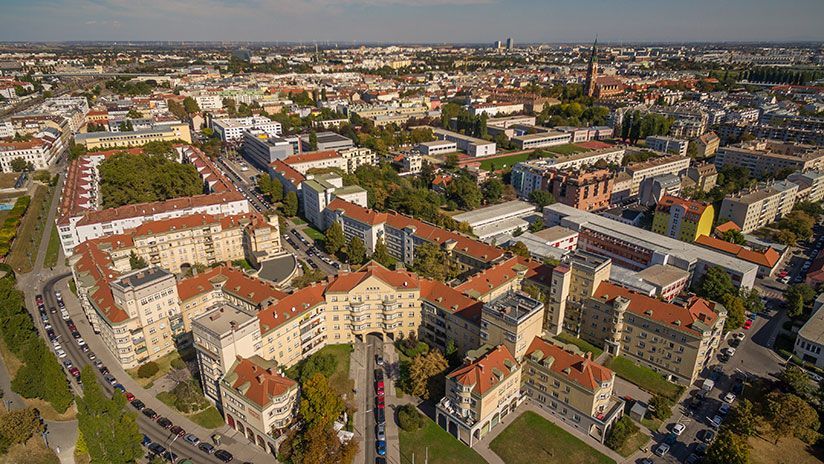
[242,130,294,169]
[74,122,192,148]
[545,250,612,336]
[220,356,299,455]
[694,235,782,278]
[0,130,64,172]
[436,345,522,447]
[718,181,798,233]
[309,131,354,151]
[652,195,715,243]
[625,155,691,197]
[511,146,625,196]
[543,203,758,290]
[479,292,545,360]
[338,147,377,173]
[469,102,524,117]
[694,132,720,157]
[522,337,624,443]
[212,116,282,142]
[788,171,824,203]
[639,174,681,207]
[645,136,689,157]
[512,131,572,150]
[281,150,347,175]
[687,162,718,193]
[301,173,368,229]
[714,141,824,178]
[794,295,824,369]
[545,168,614,212]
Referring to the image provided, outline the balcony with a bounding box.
[382,300,401,311]
[349,301,366,312]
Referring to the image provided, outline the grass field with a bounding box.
[6,185,49,273]
[0,173,18,190]
[479,153,531,171]
[399,415,488,464]
[554,332,604,358]
[303,225,325,244]
[0,436,60,464]
[490,411,615,464]
[126,349,182,388]
[749,434,824,464]
[44,224,61,268]
[320,344,353,397]
[605,356,683,401]
[156,390,225,429]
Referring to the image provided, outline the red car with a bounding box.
[125,392,135,402]
[376,380,385,396]
[68,367,80,377]
[743,319,753,330]
[376,396,385,409]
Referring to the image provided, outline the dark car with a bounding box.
[376,440,387,456]
[157,417,173,429]
[701,429,716,443]
[142,408,158,419]
[141,434,152,447]
[147,442,166,456]
[198,442,216,454]
[376,408,385,424]
[131,399,145,411]
[99,366,110,376]
[374,368,384,382]
[162,450,179,462]
[170,425,186,437]
[215,449,234,462]
[113,383,126,392]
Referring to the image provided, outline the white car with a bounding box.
[56,349,67,358]
[732,332,745,342]
[654,443,670,456]
[77,338,86,346]
[722,347,736,357]
[53,343,62,351]
[61,312,70,321]
[672,423,686,436]
[723,392,736,403]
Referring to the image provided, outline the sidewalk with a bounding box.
[350,341,367,464]
[53,276,275,464]
[472,402,624,464]
[382,339,404,464]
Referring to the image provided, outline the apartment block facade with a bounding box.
[652,195,714,243]
[719,181,798,233]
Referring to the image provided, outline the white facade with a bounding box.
[0,129,64,172]
[433,128,496,157]
[417,140,457,156]
[212,117,282,142]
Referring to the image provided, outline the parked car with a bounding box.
[376,380,385,396]
[718,403,731,416]
[162,450,179,463]
[198,442,216,454]
[131,399,145,411]
[147,443,166,456]
[56,349,67,358]
[654,443,670,456]
[113,383,126,392]
[700,429,715,443]
[157,417,173,429]
[376,423,386,441]
[87,352,96,361]
[375,354,384,366]
[125,392,135,402]
[709,415,723,428]
[376,440,387,456]
[141,435,152,447]
[374,369,384,382]
[142,408,158,419]
[103,374,116,385]
[723,392,736,403]
[184,434,200,446]
[214,449,234,462]
[743,319,753,330]
[170,425,186,437]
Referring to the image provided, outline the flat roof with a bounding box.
[418,140,457,147]
[316,132,351,143]
[193,303,257,336]
[799,304,824,345]
[113,267,172,289]
[453,200,535,228]
[636,264,690,287]
[532,225,578,243]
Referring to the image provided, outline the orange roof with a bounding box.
[694,235,780,268]
[270,159,306,187]
[447,345,518,395]
[177,265,287,305]
[257,283,326,334]
[593,282,719,336]
[420,280,483,324]
[656,195,710,219]
[714,220,741,234]
[525,337,613,391]
[326,198,388,225]
[75,191,245,226]
[385,212,504,264]
[225,356,296,408]
[455,256,553,298]
[326,261,421,293]
[284,150,340,166]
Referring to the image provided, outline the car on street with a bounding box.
[376,396,385,409]
[142,408,158,419]
[709,415,723,428]
[732,332,745,342]
[215,449,234,462]
[147,443,166,456]
[103,374,116,385]
[700,429,715,443]
[723,392,736,403]
[686,453,702,464]
[672,423,686,436]
[56,349,67,358]
[376,440,387,456]
[640,459,653,464]
[198,442,216,454]
[376,423,386,441]
[722,347,736,357]
[68,367,80,377]
[184,434,200,446]
[62,360,73,369]
[695,442,709,455]
[125,392,135,402]
[170,425,186,437]
[131,399,145,411]
[376,408,385,424]
[718,403,731,416]
[141,435,152,447]
[375,354,384,366]
[157,417,173,429]
[743,319,753,330]
[654,443,670,456]
[376,380,385,396]
[162,450,179,463]
[113,383,126,392]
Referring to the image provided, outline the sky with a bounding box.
[1,0,823,44]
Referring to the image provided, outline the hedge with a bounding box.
[0,196,31,256]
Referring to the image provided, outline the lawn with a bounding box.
[286,344,354,398]
[44,224,61,268]
[6,185,49,273]
[126,349,183,388]
[479,153,531,171]
[490,411,615,464]
[749,434,824,464]
[547,143,587,155]
[554,332,604,358]
[605,356,683,402]
[0,436,60,464]
[189,406,226,428]
[613,425,649,457]
[302,225,325,244]
[399,415,488,464]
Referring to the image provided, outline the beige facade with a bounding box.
[76,122,192,149]
[480,292,544,360]
[719,181,799,233]
[625,155,691,196]
[714,141,824,178]
[545,251,611,336]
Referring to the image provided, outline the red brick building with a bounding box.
[543,168,614,211]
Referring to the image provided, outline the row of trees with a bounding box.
[0,275,73,414]
[618,111,674,144]
[538,103,610,128]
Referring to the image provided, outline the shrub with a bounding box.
[605,416,639,451]
[398,404,425,432]
[170,358,187,370]
[137,362,159,378]
[648,394,673,421]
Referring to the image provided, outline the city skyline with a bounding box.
[1,0,823,44]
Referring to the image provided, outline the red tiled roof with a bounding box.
[257,283,326,334]
[177,265,287,305]
[384,212,504,264]
[419,280,483,325]
[76,191,245,226]
[326,198,388,225]
[447,345,518,395]
[284,150,340,166]
[695,235,780,269]
[656,195,710,219]
[714,221,741,234]
[593,282,719,336]
[225,356,296,408]
[270,160,306,188]
[326,261,420,293]
[525,337,613,391]
[455,256,553,297]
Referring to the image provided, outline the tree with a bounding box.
[270,178,284,203]
[529,218,544,233]
[445,175,482,210]
[443,153,459,170]
[137,361,159,378]
[605,416,639,452]
[721,293,746,332]
[509,241,530,258]
[705,428,749,464]
[698,266,735,302]
[324,222,345,255]
[0,407,43,454]
[282,191,299,217]
[77,366,143,463]
[372,238,393,268]
[9,157,28,172]
[408,350,448,399]
[648,394,673,420]
[300,373,344,429]
[129,251,148,270]
[765,392,820,444]
[308,130,318,151]
[725,399,758,437]
[182,96,200,115]
[720,229,746,245]
[412,243,455,281]
[784,283,815,318]
[529,190,555,208]
[419,160,436,187]
[117,120,134,132]
[397,404,425,431]
[482,178,504,204]
[345,236,366,266]
[778,365,813,397]
[299,353,337,382]
[98,153,203,209]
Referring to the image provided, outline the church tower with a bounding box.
[585,37,598,98]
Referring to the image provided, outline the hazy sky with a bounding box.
[1,0,823,43]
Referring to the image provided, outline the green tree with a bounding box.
[443,153,459,170]
[98,153,203,209]
[784,283,815,318]
[698,266,735,302]
[308,130,318,151]
[372,238,393,268]
[705,428,749,464]
[270,178,284,203]
[0,407,43,454]
[509,241,530,258]
[282,191,299,217]
[397,404,425,432]
[299,373,344,429]
[725,399,758,438]
[482,178,504,204]
[412,243,455,281]
[129,251,148,270]
[765,392,820,444]
[720,229,746,245]
[648,394,673,421]
[126,109,143,119]
[324,222,345,255]
[182,96,200,115]
[345,236,367,266]
[721,293,746,332]
[529,218,544,233]
[446,174,482,210]
[77,366,142,463]
[9,157,29,172]
[605,416,639,452]
[529,190,555,208]
[408,349,449,399]
[299,353,337,382]
[778,365,813,397]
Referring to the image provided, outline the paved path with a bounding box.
[471,402,625,464]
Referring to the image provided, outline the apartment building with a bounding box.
[582,282,726,384]
[511,146,626,197]
[787,171,824,203]
[687,162,718,192]
[544,203,759,290]
[220,356,299,455]
[652,195,715,243]
[794,295,824,369]
[417,140,458,156]
[545,168,614,212]
[432,128,496,157]
[242,130,294,169]
[714,141,824,178]
[694,132,720,157]
[339,147,377,173]
[302,173,368,229]
[522,337,624,443]
[545,251,611,336]
[212,116,282,142]
[0,130,64,172]
[512,131,572,150]
[436,345,522,447]
[75,122,192,149]
[624,155,691,197]
[718,180,798,233]
[479,292,545,360]
[645,136,688,157]
[469,102,524,117]
[694,235,782,278]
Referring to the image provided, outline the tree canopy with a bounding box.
[98,153,204,209]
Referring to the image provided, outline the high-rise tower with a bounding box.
[585,37,598,98]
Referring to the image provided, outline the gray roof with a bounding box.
[799,303,824,346]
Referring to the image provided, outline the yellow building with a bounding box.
[652,195,714,243]
[75,122,192,149]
